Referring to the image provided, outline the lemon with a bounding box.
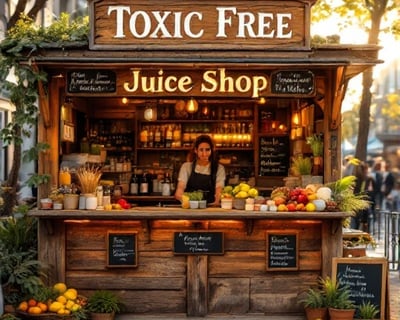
[239,183,251,192]
[235,191,248,199]
[248,188,258,198]
[53,282,67,294]
[65,300,75,310]
[56,295,67,304]
[181,194,190,209]
[305,202,316,212]
[71,304,81,312]
[63,288,78,300]
[49,301,64,313]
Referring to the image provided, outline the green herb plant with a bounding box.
[85,290,122,314]
[357,301,379,319]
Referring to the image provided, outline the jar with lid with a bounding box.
[103,185,111,207]
[59,167,71,186]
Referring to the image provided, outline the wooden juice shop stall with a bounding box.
[29,0,381,317]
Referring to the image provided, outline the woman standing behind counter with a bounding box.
[175,134,226,206]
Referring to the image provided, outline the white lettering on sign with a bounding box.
[123,68,268,97]
[108,5,292,40]
[216,7,292,38]
[108,6,203,39]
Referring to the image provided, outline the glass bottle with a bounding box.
[139,172,149,195]
[161,172,171,196]
[130,172,139,195]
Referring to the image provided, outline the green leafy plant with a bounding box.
[301,286,327,308]
[325,175,370,215]
[306,134,323,157]
[85,290,122,314]
[0,210,46,305]
[357,301,379,319]
[291,156,312,176]
[185,191,204,201]
[321,276,354,310]
[0,13,89,216]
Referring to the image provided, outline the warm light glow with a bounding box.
[122,97,128,104]
[292,111,300,125]
[186,98,198,114]
[258,97,266,104]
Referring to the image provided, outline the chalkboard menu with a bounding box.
[174,232,224,255]
[266,231,298,271]
[259,136,290,176]
[271,70,315,95]
[333,257,388,320]
[67,70,117,93]
[107,232,137,267]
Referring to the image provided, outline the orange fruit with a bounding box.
[37,302,48,312]
[28,306,42,314]
[17,301,28,312]
[28,299,37,307]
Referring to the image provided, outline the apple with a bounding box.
[286,203,296,211]
[297,194,309,205]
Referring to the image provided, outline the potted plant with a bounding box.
[185,191,204,209]
[357,301,379,319]
[300,279,328,320]
[85,290,122,320]
[321,276,355,320]
[290,156,312,187]
[306,133,324,176]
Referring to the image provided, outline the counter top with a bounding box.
[29,207,351,220]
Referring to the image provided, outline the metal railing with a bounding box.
[381,211,400,271]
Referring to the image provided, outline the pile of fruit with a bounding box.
[268,185,337,212]
[221,182,259,199]
[17,282,86,316]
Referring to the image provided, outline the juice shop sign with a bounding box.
[123,68,268,97]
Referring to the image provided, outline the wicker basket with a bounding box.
[17,312,76,320]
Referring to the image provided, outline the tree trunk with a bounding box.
[1,126,22,216]
[354,0,386,162]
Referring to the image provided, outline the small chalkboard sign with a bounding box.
[107,232,137,267]
[67,70,117,93]
[174,232,224,255]
[271,70,315,95]
[266,231,298,271]
[333,257,388,320]
[259,136,290,176]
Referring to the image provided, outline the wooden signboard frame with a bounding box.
[332,257,388,320]
[266,231,299,271]
[107,231,138,268]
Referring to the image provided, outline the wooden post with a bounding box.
[187,255,208,316]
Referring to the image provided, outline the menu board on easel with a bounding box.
[259,136,290,176]
[333,257,388,320]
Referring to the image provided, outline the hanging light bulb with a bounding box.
[185,98,198,114]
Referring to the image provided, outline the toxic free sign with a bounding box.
[90,0,310,50]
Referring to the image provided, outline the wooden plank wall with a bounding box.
[63,219,322,316]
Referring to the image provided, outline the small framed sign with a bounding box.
[266,231,299,271]
[173,232,224,255]
[107,232,137,267]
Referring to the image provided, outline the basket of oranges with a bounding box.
[16,283,86,320]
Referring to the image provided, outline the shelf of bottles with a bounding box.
[138,122,253,149]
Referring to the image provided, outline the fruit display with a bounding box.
[16,282,86,317]
[220,176,369,213]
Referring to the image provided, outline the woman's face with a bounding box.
[195,142,212,163]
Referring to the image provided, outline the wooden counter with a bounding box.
[29,208,349,317]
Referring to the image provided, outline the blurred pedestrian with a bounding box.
[352,161,374,232]
[381,161,395,210]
